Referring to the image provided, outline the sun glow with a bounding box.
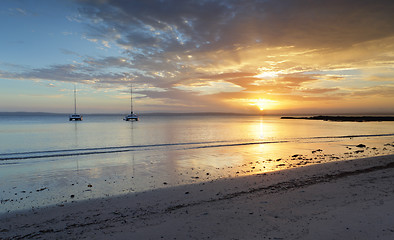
[248,98,278,111]
[254,67,285,79]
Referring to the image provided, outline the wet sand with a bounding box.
[1,154,394,239]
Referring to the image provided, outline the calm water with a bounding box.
[1,114,394,213]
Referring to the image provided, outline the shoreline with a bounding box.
[281,115,394,122]
[1,131,393,215]
[1,154,394,239]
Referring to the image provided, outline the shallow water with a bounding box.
[1,114,394,213]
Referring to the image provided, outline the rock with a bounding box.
[36,187,47,192]
[356,144,366,148]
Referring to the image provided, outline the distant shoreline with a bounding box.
[0,112,261,117]
[281,115,394,122]
[2,112,394,117]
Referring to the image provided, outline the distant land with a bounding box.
[0,112,261,116]
[140,112,261,116]
[1,112,394,119]
[281,115,394,122]
[0,112,65,116]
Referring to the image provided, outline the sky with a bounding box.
[1,0,394,114]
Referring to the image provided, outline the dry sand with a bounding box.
[1,155,394,239]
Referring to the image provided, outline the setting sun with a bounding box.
[248,98,279,111]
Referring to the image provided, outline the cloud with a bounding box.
[298,88,340,94]
[2,0,394,113]
[77,0,394,51]
[351,86,394,98]
[14,8,27,16]
[174,80,244,95]
[82,56,132,69]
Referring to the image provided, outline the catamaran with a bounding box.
[69,84,83,121]
[123,83,139,121]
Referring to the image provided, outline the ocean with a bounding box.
[1,113,394,213]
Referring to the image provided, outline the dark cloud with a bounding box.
[25,64,90,82]
[78,0,235,51]
[82,56,132,68]
[7,62,124,85]
[77,0,394,53]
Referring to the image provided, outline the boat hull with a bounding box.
[69,114,83,121]
[123,114,139,121]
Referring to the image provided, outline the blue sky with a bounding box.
[1,0,394,114]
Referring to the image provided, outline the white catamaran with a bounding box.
[123,83,139,121]
[69,84,83,121]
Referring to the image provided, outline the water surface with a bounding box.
[1,114,393,213]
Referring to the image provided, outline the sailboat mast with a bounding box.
[130,83,133,114]
[74,84,77,114]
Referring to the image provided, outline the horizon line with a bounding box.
[1,111,394,117]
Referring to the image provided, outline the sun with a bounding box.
[249,98,278,111]
[255,100,265,111]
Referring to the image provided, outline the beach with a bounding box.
[2,0,394,238]
[1,154,394,239]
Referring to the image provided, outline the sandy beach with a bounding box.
[2,0,394,238]
[1,154,394,239]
